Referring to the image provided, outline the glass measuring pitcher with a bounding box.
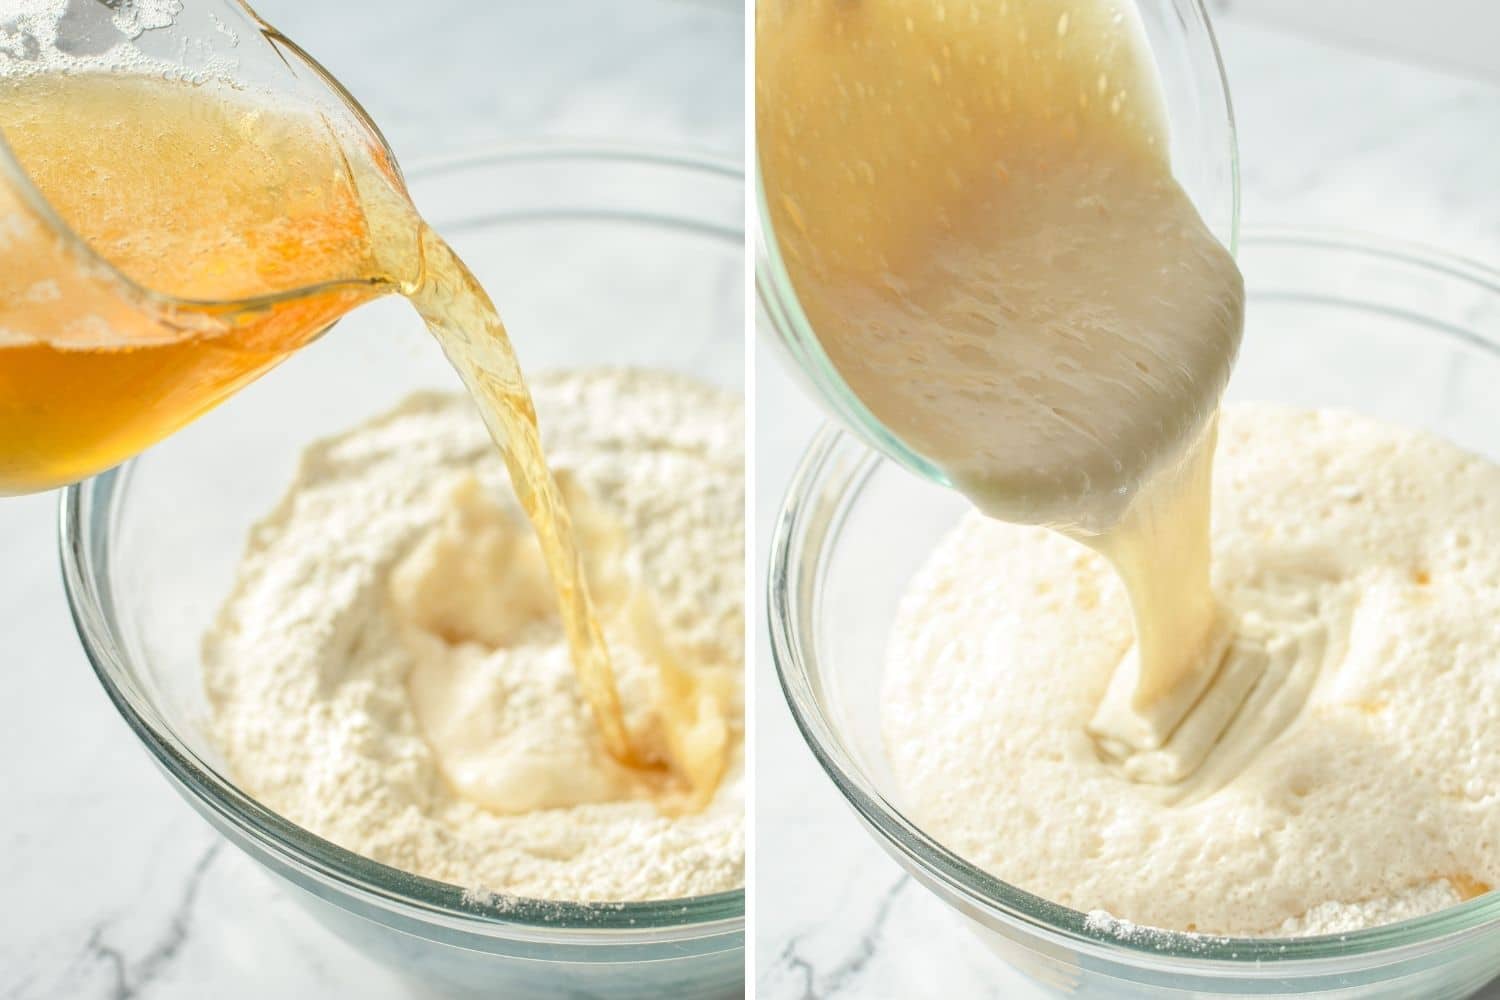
[0,0,411,494]
[754,0,1241,493]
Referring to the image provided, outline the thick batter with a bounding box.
[758,0,1246,762]
[882,405,1500,935]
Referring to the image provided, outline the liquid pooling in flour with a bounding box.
[0,72,727,806]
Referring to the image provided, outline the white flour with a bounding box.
[203,369,744,902]
[883,405,1500,936]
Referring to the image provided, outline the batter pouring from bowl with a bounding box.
[759,0,1500,933]
[759,0,1248,777]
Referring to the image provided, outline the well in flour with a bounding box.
[203,369,744,902]
[882,405,1500,936]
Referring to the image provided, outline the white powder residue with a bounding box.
[1279,880,1465,937]
[204,369,744,902]
[882,404,1500,936]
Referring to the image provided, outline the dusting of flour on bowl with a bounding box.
[882,405,1500,936]
[203,370,744,902]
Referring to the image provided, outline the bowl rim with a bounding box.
[766,225,1500,968]
[58,143,745,942]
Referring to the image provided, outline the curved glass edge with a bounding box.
[766,228,1500,967]
[55,148,747,942]
[1194,0,1241,257]
[752,0,1240,495]
[752,166,951,489]
[1246,226,1500,295]
[412,141,744,243]
[409,139,743,182]
[0,33,400,318]
[63,466,745,942]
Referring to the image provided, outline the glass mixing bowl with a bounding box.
[753,0,1239,490]
[59,146,744,1000]
[767,228,1500,999]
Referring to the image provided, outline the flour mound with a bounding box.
[204,369,744,902]
[883,405,1500,936]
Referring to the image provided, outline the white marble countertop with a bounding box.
[753,11,1500,999]
[7,2,1500,998]
[0,2,740,998]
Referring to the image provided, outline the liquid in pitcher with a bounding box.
[0,74,407,493]
[0,71,727,804]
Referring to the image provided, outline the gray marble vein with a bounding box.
[761,877,911,1000]
[78,846,222,1000]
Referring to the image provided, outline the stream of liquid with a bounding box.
[0,72,725,805]
[759,0,1248,772]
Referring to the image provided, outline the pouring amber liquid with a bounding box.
[0,71,727,807]
[0,74,399,494]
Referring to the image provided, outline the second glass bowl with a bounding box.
[768,228,1500,999]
